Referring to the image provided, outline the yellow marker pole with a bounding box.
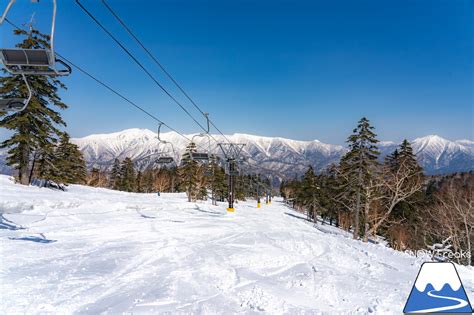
[257,202,261,208]
[227,207,234,212]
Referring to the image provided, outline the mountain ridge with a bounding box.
[0,129,472,180]
[72,129,473,180]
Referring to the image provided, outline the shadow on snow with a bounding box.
[0,214,24,230]
[9,233,56,244]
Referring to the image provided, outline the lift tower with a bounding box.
[217,143,245,212]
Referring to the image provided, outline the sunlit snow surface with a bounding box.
[0,175,472,314]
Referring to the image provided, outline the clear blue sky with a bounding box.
[1,0,472,144]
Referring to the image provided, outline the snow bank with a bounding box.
[0,175,472,314]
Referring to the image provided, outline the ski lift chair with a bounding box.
[191,133,211,162]
[0,74,32,112]
[190,113,213,162]
[0,49,71,76]
[0,0,71,76]
[191,151,210,161]
[229,170,240,176]
[156,156,174,164]
[203,154,220,177]
[0,0,71,112]
[155,123,177,166]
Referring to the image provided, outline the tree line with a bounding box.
[280,117,473,265]
[86,141,271,205]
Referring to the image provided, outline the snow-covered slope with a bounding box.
[72,129,473,178]
[1,175,472,313]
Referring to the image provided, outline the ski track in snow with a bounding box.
[0,175,472,314]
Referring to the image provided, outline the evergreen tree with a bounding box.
[343,117,380,239]
[120,158,136,192]
[136,170,143,193]
[109,158,122,190]
[297,166,320,222]
[384,140,422,189]
[209,158,227,204]
[384,139,424,248]
[334,155,358,229]
[178,142,199,202]
[196,165,209,200]
[168,166,179,193]
[279,180,287,199]
[385,149,400,172]
[321,165,341,226]
[399,139,422,175]
[0,27,68,184]
[234,172,247,201]
[55,133,87,184]
[87,167,105,187]
[34,141,61,183]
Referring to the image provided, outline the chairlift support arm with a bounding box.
[0,0,14,25]
[1,0,57,54]
[19,73,32,111]
[155,122,177,164]
[0,73,32,112]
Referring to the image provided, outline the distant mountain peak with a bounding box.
[414,134,450,143]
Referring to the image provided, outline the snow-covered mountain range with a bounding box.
[70,128,347,180]
[1,128,472,179]
[74,129,473,178]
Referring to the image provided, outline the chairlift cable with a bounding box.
[3,18,209,153]
[79,0,252,176]
[75,0,210,135]
[100,0,234,145]
[4,13,267,207]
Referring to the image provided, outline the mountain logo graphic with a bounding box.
[404,262,473,314]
